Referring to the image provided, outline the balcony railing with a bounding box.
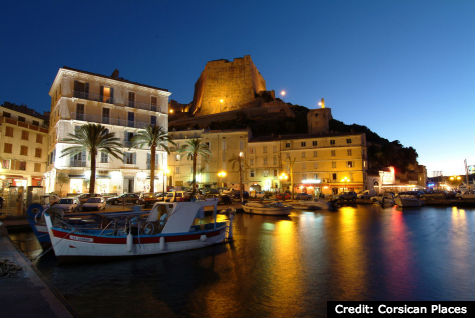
[70,160,87,167]
[72,90,165,113]
[69,112,151,129]
[0,116,48,132]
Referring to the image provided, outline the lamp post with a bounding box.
[238,152,244,203]
[340,176,350,192]
[160,168,170,194]
[219,99,224,113]
[279,172,288,193]
[217,171,227,190]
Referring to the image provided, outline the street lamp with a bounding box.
[217,171,227,189]
[238,152,244,203]
[340,176,350,192]
[160,168,170,193]
[279,172,289,192]
[219,99,224,113]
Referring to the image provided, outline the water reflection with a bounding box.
[11,206,475,317]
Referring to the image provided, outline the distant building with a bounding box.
[0,104,49,190]
[44,67,170,195]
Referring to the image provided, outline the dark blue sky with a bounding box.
[1,0,474,175]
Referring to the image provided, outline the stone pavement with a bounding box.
[0,222,73,318]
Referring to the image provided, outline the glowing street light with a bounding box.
[279,172,289,181]
[169,109,174,114]
[340,176,350,191]
[217,170,227,188]
[160,168,170,193]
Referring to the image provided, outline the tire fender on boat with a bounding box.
[159,236,166,250]
[200,234,207,242]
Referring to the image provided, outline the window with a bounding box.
[314,173,319,179]
[273,145,277,153]
[151,96,157,112]
[100,86,113,103]
[18,116,25,122]
[274,169,278,177]
[127,112,134,127]
[1,159,11,169]
[73,81,89,99]
[263,146,267,153]
[175,154,181,161]
[312,140,318,146]
[313,151,318,157]
[331,150,336,156]
[35,148,42,158]
[330,139,335,145]
[263,157,268,165]
[175,167,180,174]
[128,92,135,107]
[124,152,136,165]
[314,162,318,169]
[21,130,29,140]
[347,149,352,156]
[76,104,85,120]
[332,173,337,180]
[5,126,13,137]
[3,111,11,118]
[240,140,244,151]
[32,120,39,126]
[273,156,277,165]
[17,161,26,171]
[20,146,28,156]
[301,141,306,147]
[249,147,254,154]
[346,138,352,144]
[102,108,110,124]
[124,131,134,147]
[151,115,156,126]
[4,143,12,153]
[332,161,336,169]
[347,161,353,168]
[302,162,306,170]
[74,126,81,135]
[301,151,306,158]
[285,142,291,148]
[250,170,255,178]
[250,159,254,166]
[34,163,41,172]
[100,152,108,163]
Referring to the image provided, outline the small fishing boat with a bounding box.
[26,204,148,247]
[43,200,230,260]
[290,199,329,210]
[395,194,423,208]
[242,201,292,216]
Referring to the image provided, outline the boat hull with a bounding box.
[242,205,291,216]
[395,197,423,207]
[48,226,227,258]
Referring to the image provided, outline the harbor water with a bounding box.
[10,205,475,317]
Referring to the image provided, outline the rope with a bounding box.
[33,227,76,261]
[0,258,22,277]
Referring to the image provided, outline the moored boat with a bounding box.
[395,194,423,208]
[242,201,292,216]
[290,199,329,210]
[43,200,230,260]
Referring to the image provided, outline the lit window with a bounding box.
[347,161,353,168]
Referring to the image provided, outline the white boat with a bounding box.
[242,201,292,216]
[290,199,329,210]
[395,195,423,207]
[44,200,230,260]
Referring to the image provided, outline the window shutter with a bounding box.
[133,153,136,164]
[100,85,103,101]
[123,153,126,163]
[110,87,114,103]
[124,131,128,141]
[85,83,89,98]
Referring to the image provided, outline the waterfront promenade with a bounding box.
[0,222,73,318]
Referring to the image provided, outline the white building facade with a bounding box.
[45,67,170,195]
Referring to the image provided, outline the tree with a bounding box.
[229,152,247,203]
[178,138,210,195]
[56,172,69,196]
[60,124,123,194]
[131,125,174,193]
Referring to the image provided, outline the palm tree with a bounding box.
[131,125,174,193]
[60,124,123,194]
[228,152,247,202]
[179,138,210,195]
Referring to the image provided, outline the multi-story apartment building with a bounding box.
[0,104,49,190]
[248,133,367,195]
[168,129,248,188]
[168,128,367,195]
[45,67,170,195]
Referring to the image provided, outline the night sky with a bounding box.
[1,0,473,176]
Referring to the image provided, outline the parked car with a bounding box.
[339,191,357,201]
[82,197,106,211]
[78,193,101,204]
[155,192,166,202]
[40,194,61,206]
[164,191,191,202]
[139,193,160,207]
[295,193,312,200]
[357,190,376,199]
[276,191,291,200]
[55,197,80,212]
[457,190,475,200]
[107,193,140,205]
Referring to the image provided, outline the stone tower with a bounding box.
[191,55,267,116]
[307,104,332,135]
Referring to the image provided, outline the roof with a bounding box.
[0,102,48,121]
[61,66,169,92]
[249,132,365,143]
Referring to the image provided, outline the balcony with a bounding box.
[0,116,48,133]
[69,112,151,129]
[70,160,87,167]
[72,90,165,114]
